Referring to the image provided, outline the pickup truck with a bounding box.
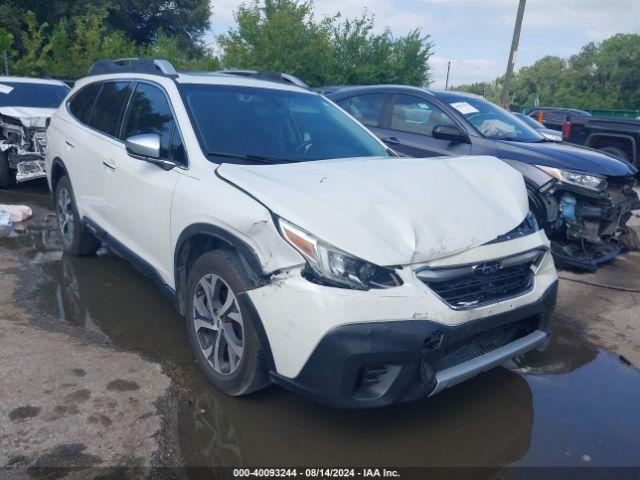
[524,107,592,131]
[562,115,640,167]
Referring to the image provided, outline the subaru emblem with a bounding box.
[473,261,501,276]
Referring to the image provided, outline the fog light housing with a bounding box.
[420,358,436,391]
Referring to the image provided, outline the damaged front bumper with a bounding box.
[537,177,640,270]
[0,115,48,183]
[245,231,557,408]
[271,283,556,408]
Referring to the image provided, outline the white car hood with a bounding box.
[218,155,529,266]
[0,106,56,128]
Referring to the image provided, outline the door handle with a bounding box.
[381,136,400,145]
[102,160,116,171]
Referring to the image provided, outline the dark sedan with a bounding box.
[326,86,639,270]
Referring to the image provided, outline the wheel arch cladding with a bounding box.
[174,223,268,315]
[50,157,68,194]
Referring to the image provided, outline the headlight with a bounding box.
[277,218,402,290]
[535,165,607,191]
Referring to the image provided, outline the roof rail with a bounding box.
[87,58,178,78]
[213,69,309,89]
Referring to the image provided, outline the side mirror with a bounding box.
[125,133,175,171]
[432,124,470,143]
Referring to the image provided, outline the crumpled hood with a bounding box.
[0,106,55,128]
[218,156,529,266]
[496,139,637,177]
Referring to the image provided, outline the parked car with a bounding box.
[45,58,558,408]
[561,115,640,165]
[524,107,591,131]
[513,112,562,142]
[326,86,639,270]
[0,76,70,186]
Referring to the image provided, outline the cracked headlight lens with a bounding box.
[277,218,402,290]
[536,165,607,191]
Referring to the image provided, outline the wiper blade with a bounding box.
[207,151,281,164]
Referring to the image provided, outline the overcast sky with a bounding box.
[206,0,640,88]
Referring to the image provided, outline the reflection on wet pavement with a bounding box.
[1,183,640,472]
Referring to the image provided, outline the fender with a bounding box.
[49,156,69,196]
[174,223,269,314]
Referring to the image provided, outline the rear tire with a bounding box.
[54,176,100,256]
[0,152,15,188]
[185,250,270,396]
[599,146,630,162]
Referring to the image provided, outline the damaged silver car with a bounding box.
[0,77,70,186]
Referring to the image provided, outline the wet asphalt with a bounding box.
[1,180,640,475]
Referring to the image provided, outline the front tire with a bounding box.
[54,176,100,256]
[186,250,270,396]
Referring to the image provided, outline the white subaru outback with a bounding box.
[46,59,558,408]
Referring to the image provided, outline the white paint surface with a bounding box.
[218,155,529,266]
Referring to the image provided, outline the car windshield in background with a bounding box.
[449,97,544,142]
[0,82,70,108]
[515,112,545,129]
[180,85,390,163]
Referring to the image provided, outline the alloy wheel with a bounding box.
[57,188,74,247]
[192,274,244,375]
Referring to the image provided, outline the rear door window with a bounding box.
[68,83,100,125]
[88,81,132,137]
[336,94,387,128]
[122,82,183,163]
[390,94,455,137]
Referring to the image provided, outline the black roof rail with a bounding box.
[87,58,178,78]
[212,69,309,89]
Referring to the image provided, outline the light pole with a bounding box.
[445,61,451,90]
[501,0,526,106]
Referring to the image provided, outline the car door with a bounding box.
[102,81,186,284]
[378,93,471,158]
[64,82,105,223]
[69,81,133,229]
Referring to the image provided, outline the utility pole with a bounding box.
[501,0,526,106]
[2,51,8,76]
[445,61,451,90]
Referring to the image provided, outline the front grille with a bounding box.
[416,249,544,309]
[436,316,539,370]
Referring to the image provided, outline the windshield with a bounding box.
[0,82,70,108]
[515,113,545,129]
[180,84,389,163]
[449,97,544,142]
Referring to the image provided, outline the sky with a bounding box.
[205,0,640,88]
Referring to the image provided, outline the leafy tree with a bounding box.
[0,0,211,54]
[219,0,335,86]
[456,34,640,110]
[145,32,220,71]
[12,11,51,77]
[0,27,15,74]
[219,0,433,87]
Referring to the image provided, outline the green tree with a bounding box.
[219,0,433,87]
[12,11,51,77]
[456,34,640,110]
[0,0,211,54]
[145,31,220,71]
[219,0,335,86]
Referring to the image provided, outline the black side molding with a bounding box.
[83,217,178,308]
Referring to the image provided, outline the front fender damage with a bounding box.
[534,178,640,270]
[0,114,47,183]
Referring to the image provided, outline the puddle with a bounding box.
[2,183,640,471]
